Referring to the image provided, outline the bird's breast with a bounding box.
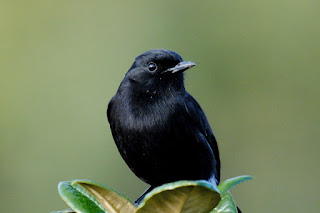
[122,98,173,134]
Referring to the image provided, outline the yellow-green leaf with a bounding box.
[217,175,253,194]
[212,192,237,213]
[136,180,220,213]
[58,179,136,213]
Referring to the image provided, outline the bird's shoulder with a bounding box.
[181,92,213,134]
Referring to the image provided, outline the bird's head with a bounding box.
[125,49,196,93]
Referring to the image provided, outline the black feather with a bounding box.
[107,49,220,187]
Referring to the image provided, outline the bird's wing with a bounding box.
[183,92,221,183]
[107,97,115,124]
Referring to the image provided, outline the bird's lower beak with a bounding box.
[162,61,196,74]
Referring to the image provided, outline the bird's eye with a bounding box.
[148,62,157,72]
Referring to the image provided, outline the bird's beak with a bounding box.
[162,61,196,74]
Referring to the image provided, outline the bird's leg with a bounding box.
[134,186,155,206]
[237,206,242,213]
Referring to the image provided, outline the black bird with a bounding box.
[107,49,220,203]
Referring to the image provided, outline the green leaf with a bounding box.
[58,179,136,213]
[136,180,220,213]
[211,192,237,213]
[217,175,253,194]
[50,208,76,213]
[56,176,252,213]
[58,181,104,213]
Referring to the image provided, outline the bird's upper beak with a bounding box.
[162,61,196,74]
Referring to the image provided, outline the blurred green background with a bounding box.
[1,1,319,212]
